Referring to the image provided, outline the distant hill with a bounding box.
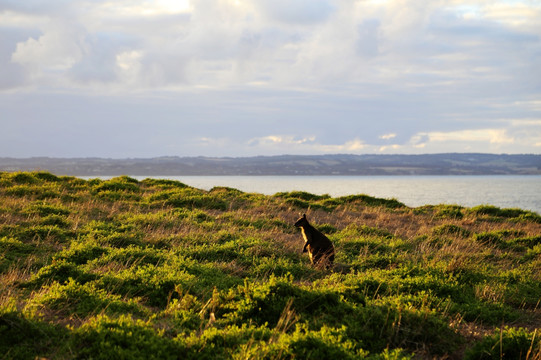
[0,153,540,176]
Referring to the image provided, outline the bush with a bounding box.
[470,205,539,220]
[432,224,471,237]
[142,178,188,188]
[33,171,61,182]
[434,205,464,219]
[275,191,330,202]
[337,194,405,209]
[269,325,361,360]
[465,327,541,360]
[34,278,145,317]
[26,259,98,287]
[71,314,183,359]
[0,302,68,359]
[0,236,35,273]
[93,178,140,194]
[9,172,38,184]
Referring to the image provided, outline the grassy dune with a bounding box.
[1,171,540,359]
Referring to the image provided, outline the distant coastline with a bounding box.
[1,153,540,176]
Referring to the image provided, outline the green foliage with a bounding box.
[9,172,39,184]
[0,301,69,359]
[470,205,541,222]
[97,263,194,308]
[1,171,540,359]
[431,204,465,219]
[14,224,73,243]
[71,314,183,359]
[5,184,60,199]
[337,194,405,209]
[54,240,108,264]
[268,324,362,360]
[26,259,99,287]
[275,191,331,202]
[0,236,35,273]
[34,278,145,317]
[432,224,471,237]
[23,201,70,216]
[93,177,140,193]
[465,327,541,360]
[150,188,227,210]
[142,177,188,188]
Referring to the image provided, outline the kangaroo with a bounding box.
[294,214,335,269]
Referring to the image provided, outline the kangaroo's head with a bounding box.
[294,214,309,227]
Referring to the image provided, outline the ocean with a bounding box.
[128,175,541,214]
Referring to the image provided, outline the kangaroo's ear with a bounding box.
[302,214,306,218]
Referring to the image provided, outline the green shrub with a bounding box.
[337,238,391,263]
[95,246,166,267]
[142,178,188,188]
[101,233,144,248]
[24,202,70,217]
[432,224,471,237]
[158,189,227,210]
[5,184,60,199]
[434,205,465,219]
[184,325,272,359]
[93,178,140,193]
[40,214,71,228]
[26,259,98,287]
[17,224,73,243]
[33,171,61,182]
[0,302,68,359]
[0,236,36,273]
[470,205,539,220]
[473,232,503,246]
[465,327,541,360]
[97,191,142,201]
[34,278,145,317]
[229,276,346,328]
[251,256,316,279]
[94,260,225,307]
[513,235,541,249]
[158,292,203,333]
[54,238,108,265]
[284,198,311,209]
[82,220,134,236]
[275,191,330,202]
[268,324,361,360]
[337,194,405,209]
[9,172,38,184]
[71,314,183,359]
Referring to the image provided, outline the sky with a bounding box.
[1,0,540,158]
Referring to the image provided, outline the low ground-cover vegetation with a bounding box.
[1,171,540,359]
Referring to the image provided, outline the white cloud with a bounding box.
[4,0,541,91]
[380,133,396,140]
[423,129,515,144]
[403,122,541,154]
[1,0,540,156]
[11,20,86,73]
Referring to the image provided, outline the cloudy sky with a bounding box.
[1,0,540,158]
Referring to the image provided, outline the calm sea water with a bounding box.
[131,175,541,214]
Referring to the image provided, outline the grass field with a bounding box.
[1,171,540,359]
